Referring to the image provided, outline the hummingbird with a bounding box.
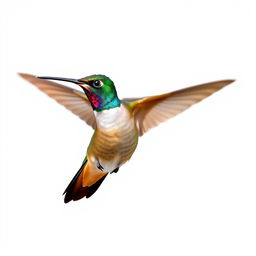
[19,73,234,203]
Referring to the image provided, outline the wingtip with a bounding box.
[212,79,236,88]
[207,79,236,86]
[17,72,26,78]
[225,79,236,84]
[17,72,36,80]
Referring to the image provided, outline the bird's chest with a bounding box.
[95,105,131,130]
[88,105,138,172]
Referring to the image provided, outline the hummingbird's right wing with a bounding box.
[19,73,96,129]
[123,80,235,136]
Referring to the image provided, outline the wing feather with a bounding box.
[19,73,96,129]
[125,80,235,136]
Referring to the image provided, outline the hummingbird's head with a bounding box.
[38,74,120,111]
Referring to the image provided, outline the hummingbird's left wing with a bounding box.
[123,80,235,136]
[19,73,96,129]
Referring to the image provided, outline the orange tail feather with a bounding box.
[63,159,107,203]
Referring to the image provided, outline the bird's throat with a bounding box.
[83,88,120,111]
[84,90,103,109]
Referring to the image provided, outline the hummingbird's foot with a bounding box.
[96,161,104,172]
[111,167,119,174]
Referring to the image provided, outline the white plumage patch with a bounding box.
[94,105,133,131]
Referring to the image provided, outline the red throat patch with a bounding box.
[85,90,102,109]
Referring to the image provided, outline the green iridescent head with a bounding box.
[78,74,120,111]
[37,74,120,111]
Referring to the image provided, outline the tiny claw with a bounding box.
[96,161,104,172]
[111,167,119,174]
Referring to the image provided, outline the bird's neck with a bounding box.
[95,97,120,112]
[94,104,131,130]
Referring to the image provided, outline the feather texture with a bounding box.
[127,80,235,135]
[63,158,108,203]
[19,73,96,129]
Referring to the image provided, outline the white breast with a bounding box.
[94,104,133,130]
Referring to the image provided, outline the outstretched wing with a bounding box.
[124,80,234,136]
[19,73,96,129]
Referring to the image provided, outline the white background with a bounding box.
[0,0,256,255]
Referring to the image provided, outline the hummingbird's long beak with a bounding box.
[37,76,86,85]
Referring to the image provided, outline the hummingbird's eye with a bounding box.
[91,80,102,88]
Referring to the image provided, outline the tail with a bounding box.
[63,157,107,203]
